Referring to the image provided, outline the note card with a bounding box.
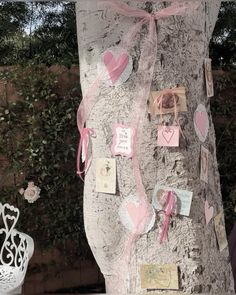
[95,158,116,194]
[111,124,135,158]
[204,58,214,97]
[200,145,209,183]
[152,184,193,216]
[140,264,179,290]
[214,211,228,252]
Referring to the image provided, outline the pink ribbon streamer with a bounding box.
[76,0,198,224]
[76,127,94,180]
[159,190,178,243]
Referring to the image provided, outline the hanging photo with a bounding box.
[204,58,214,97]
[214,211,228,252]
[95,158,116,194]
[200,145,209,183]
[149,87,187,116]
[99,47,133,86]
[193,104,209,142]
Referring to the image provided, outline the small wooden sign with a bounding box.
[149,87,187,116]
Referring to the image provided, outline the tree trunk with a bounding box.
[76,1,234,293]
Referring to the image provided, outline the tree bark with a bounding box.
[76,1,234,293]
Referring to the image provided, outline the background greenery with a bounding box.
[0,1,235,254]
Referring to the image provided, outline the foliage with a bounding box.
[0,65,88,255]
[0,2,78,67]
[210,2,236,67]
[211,71,236,234]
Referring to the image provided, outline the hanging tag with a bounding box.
[214,211,228,252]
[111,124,135,158]
[205,199,214,225]
[95,158,116,194]
[140,264,179,290]
[200,145,209,183]
[204,58,214,97]
[157,125,180,147]
[152,184,193,217]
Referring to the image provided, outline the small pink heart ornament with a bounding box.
[103,51,129,85]
[157,125,180,147]
[205,200,214,225]
[100,47,133,86]
[194,104,209,142]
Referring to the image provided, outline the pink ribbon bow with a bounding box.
[159,190,178,243]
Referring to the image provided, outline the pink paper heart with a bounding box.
[162,127,174,144]
[205,200,214,225]
[103,51,129,85]
[126,202,149,233]
[195,111,208,138]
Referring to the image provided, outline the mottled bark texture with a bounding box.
[76,1,234,293]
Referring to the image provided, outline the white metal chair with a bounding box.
[0,203,34,294]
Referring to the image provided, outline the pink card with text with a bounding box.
[157,125,180,147]
[111,124,135,158]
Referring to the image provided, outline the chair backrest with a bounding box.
[0,203,33,272]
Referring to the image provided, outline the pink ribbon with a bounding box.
[77,127,94,180]
[97,1,199,202]
[159,190,178,243]
[76,0,198,205]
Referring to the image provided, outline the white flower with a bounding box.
[24,184,41,203]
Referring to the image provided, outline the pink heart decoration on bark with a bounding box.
[194,110,208,138]
[103,51,129,85]
[205,200,214,225]
[126,201,149,233]
[162,127,174,144]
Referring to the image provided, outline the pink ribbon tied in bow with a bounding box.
[159,190,178,243]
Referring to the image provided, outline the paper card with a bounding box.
[205,200,214,225]
[140,264,179,290]
[99,47,133,86]
[214,211,228,252]
[95,158,116,194]
[149,87,187,116]
[152,184,193,216]
[157,125,179,147]
[200,146,209,183]
[204,58,214,97]
[193,104,209,142]
[118,195,155,234]
[111,124,135,158]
